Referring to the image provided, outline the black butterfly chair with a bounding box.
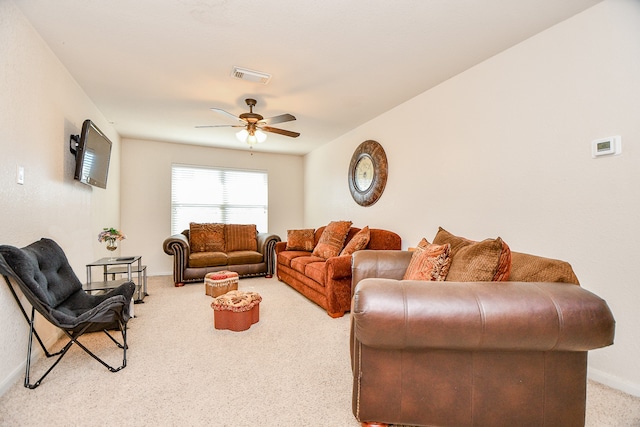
[0,238,135,389]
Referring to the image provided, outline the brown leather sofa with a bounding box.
[163,223,280,286]
[350,249,615,427]
[276,225,401,318]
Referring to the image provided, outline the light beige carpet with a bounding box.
[0,275,638,426]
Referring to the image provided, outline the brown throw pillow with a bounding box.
[433,227,511,282]
[286,229,316,252]
[340,226,370,256]
[432,227,473,257]
[312,220,353,259]
[509,252,579,285]
[225,224,258,252]
[189,223,225,253]
[403,238,451,281]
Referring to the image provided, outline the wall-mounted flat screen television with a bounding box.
[73,120,112,189]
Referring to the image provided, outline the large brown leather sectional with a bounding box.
[350,249,615,427]
[276,225,401,318]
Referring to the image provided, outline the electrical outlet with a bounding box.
[17,166,24,185]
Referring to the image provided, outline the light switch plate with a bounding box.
[17,166,25,185]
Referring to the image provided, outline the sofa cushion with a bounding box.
[312,220,353,259]
[225,224,258,252]
[433,227,511,282]
[277,250,312,268]
[291,255,325,275]
[340,226,370,256]
[189,222,225,253]
[304,261,327,285]
[286,229,316,251]
[189,251,228,268]
[403,238,451,281]
[227,251,263,266]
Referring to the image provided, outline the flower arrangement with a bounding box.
[98,227,127,242]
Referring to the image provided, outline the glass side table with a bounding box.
[85,256,148,303]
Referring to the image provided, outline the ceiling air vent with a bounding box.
[230,66,272,85]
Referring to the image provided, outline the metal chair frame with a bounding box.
[0,244,132,389]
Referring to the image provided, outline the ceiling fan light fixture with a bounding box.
[255,129,267,143]
[236,128,267,145]
[236,129,249,142]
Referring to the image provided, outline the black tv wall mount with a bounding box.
[69,134,79,156]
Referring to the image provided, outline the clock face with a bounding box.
[348,140,388,207]
[354,155,374,191]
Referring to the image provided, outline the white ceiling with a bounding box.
[14,0,602,155]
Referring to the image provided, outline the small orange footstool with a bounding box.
[211,290,261,332]
[204,270,239,297]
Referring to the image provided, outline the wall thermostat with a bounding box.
[592,136,621,158]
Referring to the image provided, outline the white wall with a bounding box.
[120,138,304,276]
[0,1,122,393]
[305,0,640,396]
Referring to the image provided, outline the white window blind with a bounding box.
[171,164,268,235]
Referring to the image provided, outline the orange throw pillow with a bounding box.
[403,238,451,281]
[340,226,370,256]
[286,229,316,252]
[312,220,353,259]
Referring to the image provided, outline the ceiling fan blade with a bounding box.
[262,126,300,138]
[260,113,296,126]
[210,107,243,123]
[195,124,244,128]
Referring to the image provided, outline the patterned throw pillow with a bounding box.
[312,220,353,259]
[286,229,316,252]
[340,226,370,256]
[433,227,511,282]
[403,238,451,281]
[189,223,225,253]
[225,224,258,252]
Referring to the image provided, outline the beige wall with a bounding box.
[305,0,640,396]
[120,138,304,277]
[0,1,122,393]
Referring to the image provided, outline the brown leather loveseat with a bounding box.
[350,228,615,427]
[163,223,280,286]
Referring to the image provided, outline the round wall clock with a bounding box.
[348,140,388,206]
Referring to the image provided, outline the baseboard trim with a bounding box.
[0,330,63,397]
[588,367,640,397]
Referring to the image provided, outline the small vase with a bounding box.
[106,238,118,252]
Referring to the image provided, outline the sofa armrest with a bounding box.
[275,240,287,254]
[257,233,281,255]
[257,233,281,276]
[163,233,190,258]
[352,250,412,292]
[163,233,190,285]
[326,255,352,280]
[352,279,615,352]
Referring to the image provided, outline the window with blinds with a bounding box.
[171,164,268,235]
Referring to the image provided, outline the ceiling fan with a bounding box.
[197,98,300,145]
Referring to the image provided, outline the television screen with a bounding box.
[73,120,112,189]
